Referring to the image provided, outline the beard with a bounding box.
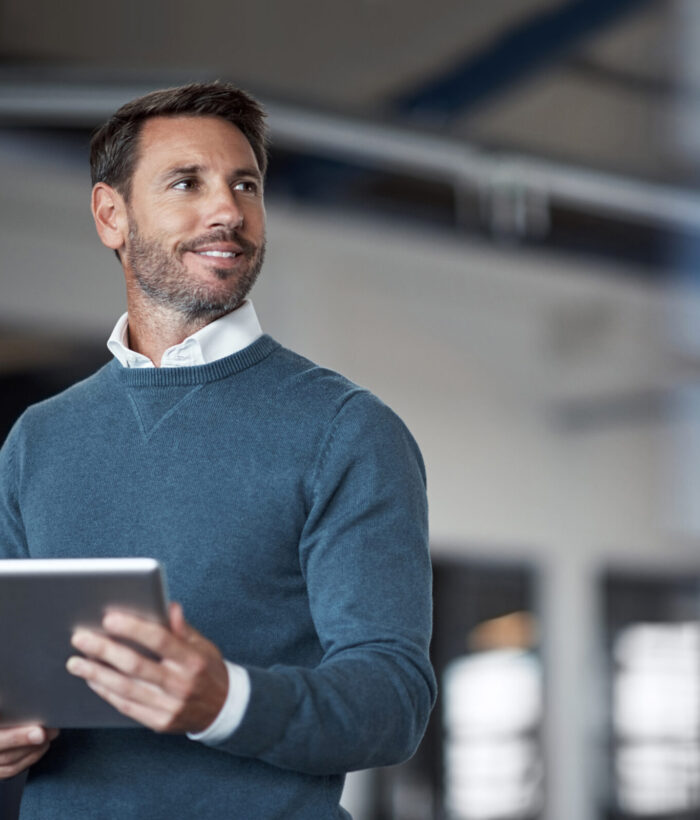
[125,218,265,323]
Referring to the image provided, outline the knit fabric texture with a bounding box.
[0,335,436,819]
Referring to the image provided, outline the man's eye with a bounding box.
[234,181,259,194]
[173,179,197,190]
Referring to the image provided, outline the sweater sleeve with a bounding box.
[0,421,30,560]
[214,391,437,774]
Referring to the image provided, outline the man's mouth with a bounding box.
[196,250,240,259]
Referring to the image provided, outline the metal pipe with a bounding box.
[0,79,698,233]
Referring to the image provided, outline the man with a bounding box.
[0,82,435,818]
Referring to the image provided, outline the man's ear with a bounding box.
[91,183,127,253]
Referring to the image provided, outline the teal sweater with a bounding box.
[0,335,436,819]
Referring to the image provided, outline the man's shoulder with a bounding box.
[268,342,418,453]
[271,343,359,392]
[267,342,389,420]
[13,361,115,434]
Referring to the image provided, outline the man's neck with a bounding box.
[125,288,220,367]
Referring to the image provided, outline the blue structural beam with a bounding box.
[396,0,654,121]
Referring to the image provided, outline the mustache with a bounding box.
[180,230,258,257]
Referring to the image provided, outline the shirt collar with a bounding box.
[106,300,263,369]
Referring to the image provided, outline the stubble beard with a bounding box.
[126,218,266,324]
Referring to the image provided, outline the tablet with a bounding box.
[0,557,169,728]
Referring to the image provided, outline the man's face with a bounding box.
[121,115,266,322]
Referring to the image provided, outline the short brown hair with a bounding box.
[90,81,268,199]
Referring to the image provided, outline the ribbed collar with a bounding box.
[108,334,280,387]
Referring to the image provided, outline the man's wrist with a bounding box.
[187,661,250,744]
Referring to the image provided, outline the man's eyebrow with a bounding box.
[160,164,262,182]
[234,166,263,182]
[161,164,202,181]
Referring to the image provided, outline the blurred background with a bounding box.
[2,1,700,818]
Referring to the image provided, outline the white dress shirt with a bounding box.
[107,300,262,744]
[107,298,264,370]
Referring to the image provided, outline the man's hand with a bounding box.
[65,602,228,734]
[0,726,59,779]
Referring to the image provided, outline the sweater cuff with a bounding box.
[187,661,251,745]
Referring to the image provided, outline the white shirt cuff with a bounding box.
[187,661,251,745]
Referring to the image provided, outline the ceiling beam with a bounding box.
[396,0,655,122]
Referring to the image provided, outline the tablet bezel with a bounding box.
[0,557,169,728]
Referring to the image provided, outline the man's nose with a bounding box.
[205,185,244,228]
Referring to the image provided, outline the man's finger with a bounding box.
[0,726,49,750]
[169,603,210,650]
[86,681,178,734]
[0,747,50,779]
[71,629,165,685]
[100,612,190,663]
[169,602,189,640]
[66,655,181,712]
[0,743,49,768]
[0,727,58,780]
